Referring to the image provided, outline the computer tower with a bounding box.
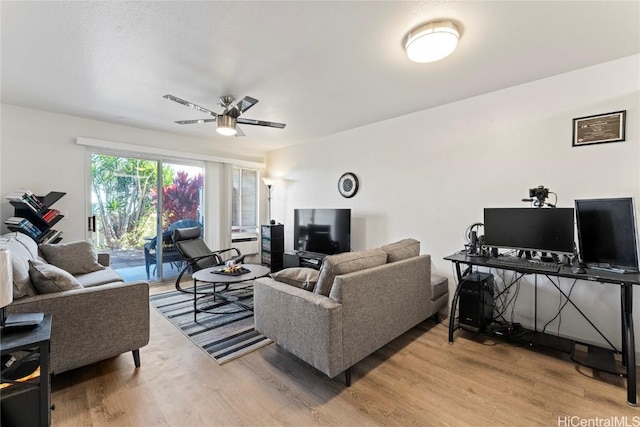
[459,271,494,332]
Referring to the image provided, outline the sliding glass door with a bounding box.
[90,153,204,282]
[148,161,204,281]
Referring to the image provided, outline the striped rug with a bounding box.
[150,282,272,364]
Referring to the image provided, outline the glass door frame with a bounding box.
[87,148,205,282]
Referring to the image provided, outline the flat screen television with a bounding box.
[575,197,639,272]
[484,207,575,255]
[294,208,351,255]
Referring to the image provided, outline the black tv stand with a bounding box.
[283,251,325,271]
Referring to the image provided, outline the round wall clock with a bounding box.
[338,172,359,198]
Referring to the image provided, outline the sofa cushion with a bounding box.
[75,269,124,288]
[270,267,319,291]
[28,260,83,294]
[0,234,37,299]
[431,273,448,301]
[381,238,420,263]
[12,232,39,259]
[39,241,105,275]
[314,249,388,296]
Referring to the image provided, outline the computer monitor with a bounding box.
[484,207,575,255]
[575,198,639,272]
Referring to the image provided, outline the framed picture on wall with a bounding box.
[572,110,626,147]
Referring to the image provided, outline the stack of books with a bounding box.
[41,209,60,224]
[39,229,62,244]
[5,190,45,213]
[4,217,41,239]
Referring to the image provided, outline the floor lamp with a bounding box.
[262,177,277,225]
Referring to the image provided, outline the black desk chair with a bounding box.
[172,226,245,293]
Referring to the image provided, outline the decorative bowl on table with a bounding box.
[212,264,250,276]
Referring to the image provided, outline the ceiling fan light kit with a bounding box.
[216,115,237,136]
[164,94,286,137]
[405,20,460,63]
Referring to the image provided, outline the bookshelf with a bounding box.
[261,224,284,272]
[4,191,66,244]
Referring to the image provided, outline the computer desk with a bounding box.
[445,252,640,406]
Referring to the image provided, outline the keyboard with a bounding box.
[486,256,561,273]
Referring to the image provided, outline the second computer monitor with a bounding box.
[575,197,639,271]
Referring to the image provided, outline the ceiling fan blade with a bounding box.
[236,117,286,129]
[163,94,217,117]
[235,126,245,137]
[227,96,259,118]
[175,118,217,125]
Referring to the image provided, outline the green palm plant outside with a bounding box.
[91,154,172,248]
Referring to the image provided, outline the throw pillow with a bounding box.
[39,241,105,275]
[28,260,83,294]
[12,232,39,258]
[1,235,38,299]
[270,267,319,291]
[314,248,388,296]
[381,238,420,263]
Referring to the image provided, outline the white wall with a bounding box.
[0,105,264,242]
[266,55,640,350]
[1,55,638,351]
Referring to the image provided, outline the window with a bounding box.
[232,167,258,234]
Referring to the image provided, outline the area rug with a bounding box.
[150,282,272,364]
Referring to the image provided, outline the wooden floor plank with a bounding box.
[49,283,639,426]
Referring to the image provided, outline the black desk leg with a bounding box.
[448,284,462,343]
[448,261,465,343]
[623,284,637,406]
[622,285,627,369]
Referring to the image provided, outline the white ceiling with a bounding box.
[1,1,639,157]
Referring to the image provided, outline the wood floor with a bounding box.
[50,282,639,426]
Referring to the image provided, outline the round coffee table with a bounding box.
[190,264,271,321]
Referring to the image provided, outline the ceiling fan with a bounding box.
[163,94,286,137]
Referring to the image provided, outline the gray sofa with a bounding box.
[254,239,448,385]
[1,232,150,374]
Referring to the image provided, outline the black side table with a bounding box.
[1,315,52,427]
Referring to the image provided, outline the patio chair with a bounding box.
[144,219,203,280]
[172,226,245,293]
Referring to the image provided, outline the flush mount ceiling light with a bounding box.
[404,20,460,63]
[216,114,237,136]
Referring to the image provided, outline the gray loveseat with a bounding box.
[254,238,448,385]
[1,232,150,374]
